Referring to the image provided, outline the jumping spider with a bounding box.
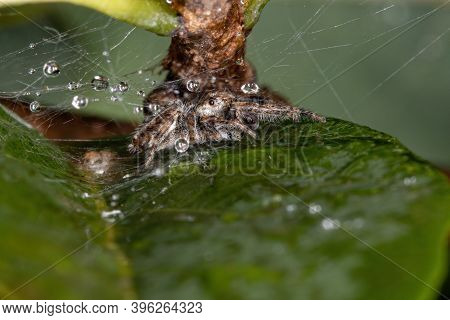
[129,85,326,167]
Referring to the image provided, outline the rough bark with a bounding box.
[162,0,255,92]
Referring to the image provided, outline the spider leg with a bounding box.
[202,116,257,140]
[129,107,179,167]
[233,97,326,123]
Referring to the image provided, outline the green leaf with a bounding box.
[0,0,179,35]
[1,105,449,299]
[110,120,450,299]
[0,107,132,299]
[244,0,270,30]
[1,0,271,35]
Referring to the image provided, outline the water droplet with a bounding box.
[72,95,89,109]
[29,43,36,49]
[35,91,41,97]
[166,0,172,4]
[81,192,90,199]
[111,194,120,201]
[143,103,161,115]
[29,101,41,113]
[28,68,36,75]
[101,209,124,223]
[138,70,143,75]
[240,82,260,94]
[109,85,118,93]
[308,203,322,215]
[43,60,60,78]
[137,90,146,97]
[236,57,244,65]
[403,176,417,186]
[110,95,122,102]
[123,174,132,180]
[285,204,298,214]
[102,50,109,57]
[151,167,166,177]
[175,138,189,153]
[321,218,340,231]
[118,81,129,93]
[91,75,109,91]
[151,80,157,86]
[186,79,200,92]
[133,106,143,114]
[67,82,81,91]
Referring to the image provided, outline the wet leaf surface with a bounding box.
[0,108,130,299]
[0,106,449,299]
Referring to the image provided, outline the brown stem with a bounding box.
[0,98,135,140]
[163,0,255,91]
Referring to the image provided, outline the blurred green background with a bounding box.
[0,0,449,168]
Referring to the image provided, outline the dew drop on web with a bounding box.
[67,82,81,91]
[101,209,124,223]
[91,75,109,91]
[321,218,340,231]
[186,79,200,92]
[110,95,122,102]
[144,103,161,116]
[240,82,259,94]
[117,81,129,93]
[29,101,41,113]
[42,60,60,78]
[175,138,189,153]
[308,203,322,215]
[72,95,89,109]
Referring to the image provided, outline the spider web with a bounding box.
[0,0,449,300]
[0,0,449,174]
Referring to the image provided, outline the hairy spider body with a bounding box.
[130,89,325,167]
[126,0,326,167]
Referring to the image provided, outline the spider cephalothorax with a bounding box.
[130,86,325,167]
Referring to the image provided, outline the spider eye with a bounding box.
[208,98,215,106]
[142,106,150,115]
